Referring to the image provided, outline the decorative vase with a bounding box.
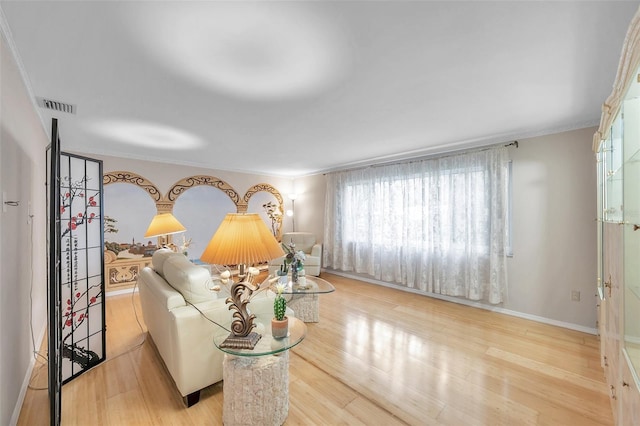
[291,263,299,284]
[277,273,288,285]
[271,317,289,339]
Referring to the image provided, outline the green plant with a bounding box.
[274,284,287,321]
[104,241,123,255]
[282,243,305,271]
[278,263,288,276]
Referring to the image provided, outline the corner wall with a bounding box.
[292,173,326,243]
[506,127,597,329]
[0,28,49,426]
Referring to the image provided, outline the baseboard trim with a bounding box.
[12,320,47,426]
[106,286,139,297]
[324,269,597,335]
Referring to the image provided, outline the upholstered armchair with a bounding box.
[268,232,322,276]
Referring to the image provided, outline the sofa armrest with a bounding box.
[139,267,186,310]
[167,300,230,396]
[310,243,322,258]
[167,294,295,395]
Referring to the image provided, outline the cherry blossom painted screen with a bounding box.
[59,153,105,383]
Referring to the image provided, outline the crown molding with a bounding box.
[0,5,49,137]
[594,4,640,151]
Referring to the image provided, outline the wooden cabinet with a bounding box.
[104,250,152,292]
[602,223,623,422]
[595,16,640,419]
[620,352,640,426]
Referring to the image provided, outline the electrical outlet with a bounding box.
[571,290,581,302]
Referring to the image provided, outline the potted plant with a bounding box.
[276,263,288,285]
[282,243,306,283]
[271,283,288,339]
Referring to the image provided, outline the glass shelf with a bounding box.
[604,112,624,225]
[606,170,623,181]
[277,276,336,295]
[628,147,640,163]
[213,315,306,357]
[630,285,640,301]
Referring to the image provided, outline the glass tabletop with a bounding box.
[277,276,336,295]
[213,315,307,357]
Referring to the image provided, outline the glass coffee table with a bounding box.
[213,315,307,356]
[277,275,335,322]
[214,315,306,426]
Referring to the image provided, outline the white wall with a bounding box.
[293,173,326,243]
[0,29,49,426]
[507,127,597,329]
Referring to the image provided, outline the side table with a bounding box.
[214,316,306,426]
[223,352,289,425]
[279,276,335,322]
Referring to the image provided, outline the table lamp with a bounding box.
[144,212,187,247]
[200,213,284,349]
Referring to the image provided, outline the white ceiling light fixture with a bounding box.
[85,120,204,150]
[125,2,349,100]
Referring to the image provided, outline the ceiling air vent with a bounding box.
[36,97,77,114]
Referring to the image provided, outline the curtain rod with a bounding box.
[324,140,518,175]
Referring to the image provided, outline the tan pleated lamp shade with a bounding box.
[144,213,187,238]
[200,213,284,266]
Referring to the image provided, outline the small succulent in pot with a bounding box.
[274,283,287,321]
[271,283,289,339]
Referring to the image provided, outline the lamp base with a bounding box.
[219,332,262,349]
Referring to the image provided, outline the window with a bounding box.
[324,147,509,304]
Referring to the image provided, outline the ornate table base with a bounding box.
[288,294,319,323]
[222,351,289,426]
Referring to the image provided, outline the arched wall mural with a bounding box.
[103,171,162,202]
[102,171,285,292]
[243,183,284,241]
[166,175,241,253]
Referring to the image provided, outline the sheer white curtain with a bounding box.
[324,147,508,304]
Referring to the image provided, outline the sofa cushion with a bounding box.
[152,248,177,278]
[162,254,217,304]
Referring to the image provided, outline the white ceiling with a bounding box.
[1,1,637,177]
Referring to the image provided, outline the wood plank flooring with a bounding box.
[18,273,613,425]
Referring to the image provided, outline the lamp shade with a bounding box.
[144,213,187,238]
[200,213,284,266]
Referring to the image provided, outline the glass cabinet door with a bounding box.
[597,146,604,300]
[623,67,640,385]
[605,113,624,223]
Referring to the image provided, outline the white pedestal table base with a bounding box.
[222,351,289,426]
[288,294,319,323]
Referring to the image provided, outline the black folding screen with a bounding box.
[47,118,106,425]
[58,152,105,382]
[47,119,62,426]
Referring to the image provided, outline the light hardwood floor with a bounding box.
[18,273,613,425]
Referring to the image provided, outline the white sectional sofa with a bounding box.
[138,249,290,406]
